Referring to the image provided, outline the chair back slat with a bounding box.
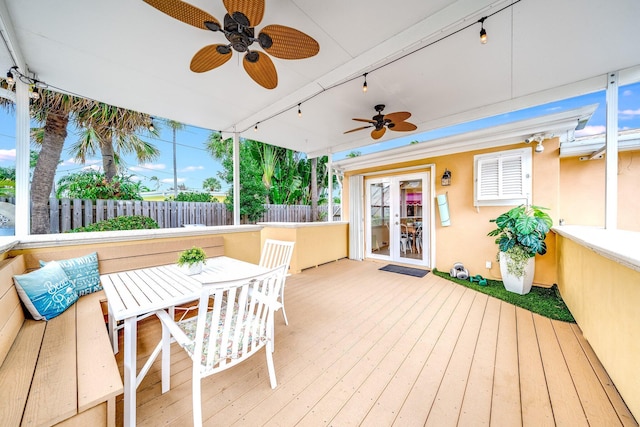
[259,239,295,271]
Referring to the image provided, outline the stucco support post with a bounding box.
[605,72,618,230]
[232,131,240,226]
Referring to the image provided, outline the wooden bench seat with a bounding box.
[0,255,123,427]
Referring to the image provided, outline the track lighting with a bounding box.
[478,17,487,44]
[298,103,302,117]
[362,73,368,93]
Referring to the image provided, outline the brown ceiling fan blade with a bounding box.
[344,125,373,134]
[223,0,265,26]
[371,127,386,140]
[143,0,220,30]
[261,25,320,59]
[389,121,417,132]
[352,118,377,124]
[243,51,277,89]
[190,45,232,72]
[384,111,411,123]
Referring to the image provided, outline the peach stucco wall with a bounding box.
[344,138,561,286]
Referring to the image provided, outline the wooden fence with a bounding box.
[9,198,338,233]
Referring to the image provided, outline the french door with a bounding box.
[366,173,429,266]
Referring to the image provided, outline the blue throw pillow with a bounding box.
[40,252,101,296]
[13,261,79,321]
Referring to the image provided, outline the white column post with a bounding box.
[14,79,30,236]
[232,131,240,225]
[605,72,618,230]
[327,153,333,222]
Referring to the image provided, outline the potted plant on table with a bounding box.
[487,204,553,295]
[177,246,207,275]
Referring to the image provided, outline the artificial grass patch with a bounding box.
[432,269,575,322]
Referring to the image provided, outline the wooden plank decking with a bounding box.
[115,259,638,426]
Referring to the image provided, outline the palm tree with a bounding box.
[202,177,221,192]
[165,120,185,198]
[2,79,160,233]
[69,103,160,182]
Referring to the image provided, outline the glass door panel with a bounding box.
[368,181,390,257]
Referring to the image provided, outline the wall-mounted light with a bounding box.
[478,17,488,44]
[535,141,544,153]
[362,72,368,93]
[441,168,452,186]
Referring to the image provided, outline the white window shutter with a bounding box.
[474,148,531,206]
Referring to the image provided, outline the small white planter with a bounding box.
[499,252,535,295]
[181,262,204,276]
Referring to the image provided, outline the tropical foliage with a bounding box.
[66,215,158,232]
[205,132,337,222]
[56,170,146,200]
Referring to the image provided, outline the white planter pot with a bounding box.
[181,262,204,276]
[499,252,535,295]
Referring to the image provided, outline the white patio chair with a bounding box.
[155,265,286,426]
[259,239,295,325]
[400,224,413,254]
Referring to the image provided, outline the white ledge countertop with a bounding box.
[553,225,640,273]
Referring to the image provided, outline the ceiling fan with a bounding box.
[143,0,320,89]
[344,104,417,140]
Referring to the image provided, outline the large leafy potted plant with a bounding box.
[487,204,553,294]
[177,246,207,275]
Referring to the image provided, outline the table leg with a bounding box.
[123,317,137,427]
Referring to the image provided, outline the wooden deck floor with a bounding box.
[115,259,638,426]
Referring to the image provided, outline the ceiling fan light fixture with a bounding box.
[478,17,488,44]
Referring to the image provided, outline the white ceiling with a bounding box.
[2,0,640,158]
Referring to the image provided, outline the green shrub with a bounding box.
[168,192,213,202]
[66,215,159,233]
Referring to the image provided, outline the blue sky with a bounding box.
[0,81,639,192]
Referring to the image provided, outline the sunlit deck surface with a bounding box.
[115,259,638,426]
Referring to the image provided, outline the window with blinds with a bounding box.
[474,147,531,206]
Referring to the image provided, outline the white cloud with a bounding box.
[180,165,204,172]
[619,108,640,118]
[60,158,100,167]
[129,175,142,182]
[623,89,633,96]
[130,163,166,172]
[161,177,186,184]
[0,149,16,162]
[576,125,606,137]
[81,164,101,171]
[545,106,563,112]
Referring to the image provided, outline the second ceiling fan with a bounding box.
[344,104,417,140]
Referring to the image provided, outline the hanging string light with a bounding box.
[298,103,302,117]
[5,70,14,85]
[254,122,259,132]
[478,17,488,44]
[148,117,155,132]
[362,72,368,93]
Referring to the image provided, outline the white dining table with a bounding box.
[100,256,268,427]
